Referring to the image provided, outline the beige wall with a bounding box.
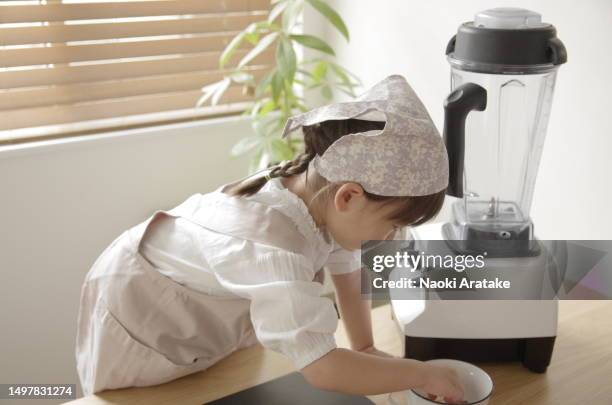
[0,117,252,402]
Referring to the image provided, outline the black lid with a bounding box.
[446,8,567,74]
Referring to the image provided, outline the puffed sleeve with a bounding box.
[324,239,362,275]
[208,242,339,370]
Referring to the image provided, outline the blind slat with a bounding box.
[1,66,269,110]
[2,32,249,67]
[1,86,252,131]
[1,49,274,88]
[1,13,266,46]
[0,0,274,143]
[0,101,253,145]
[0,0,270,24]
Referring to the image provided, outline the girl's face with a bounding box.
[323,183,404,251]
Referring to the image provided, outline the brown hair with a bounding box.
[223,118,446,228]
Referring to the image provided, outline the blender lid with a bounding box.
[474,8,547,29]
[447,8,567,73]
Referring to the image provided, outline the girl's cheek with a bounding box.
[374,230,389,241]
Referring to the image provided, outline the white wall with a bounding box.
[318,0,612,239]
[0,117,252,402]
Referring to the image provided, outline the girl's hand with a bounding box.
[418,363,466,404]
[358,345,396,358]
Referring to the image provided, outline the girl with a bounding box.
[75,75,464,403]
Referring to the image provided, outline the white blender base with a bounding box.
[391,299,557,340]
[391,223,558,372]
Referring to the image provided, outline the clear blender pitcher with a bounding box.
[442,8,567,253]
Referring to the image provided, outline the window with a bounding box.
[0,0,273,145]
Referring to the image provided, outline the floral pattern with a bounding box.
[281,75,449,196]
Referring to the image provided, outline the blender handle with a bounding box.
[443,82,487,198]
[548,37,568,65]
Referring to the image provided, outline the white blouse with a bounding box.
[139,176,361,369]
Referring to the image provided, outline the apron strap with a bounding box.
[128,191,311,258]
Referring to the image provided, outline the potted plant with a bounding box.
[197,0,362,173]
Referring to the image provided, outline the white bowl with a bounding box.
[408,359,493,405]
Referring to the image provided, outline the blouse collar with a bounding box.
[267,177,334,257]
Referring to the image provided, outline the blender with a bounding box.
[391,8,567,372]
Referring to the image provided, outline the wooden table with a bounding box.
[65,301,612,405]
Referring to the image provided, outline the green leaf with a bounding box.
[211,77,231,105]
[255,71,274,98]
[258,99,277,117]
[238,32,279,69]
[289,137,304,146]
[329,61,362,85]
[296,68,314,78]
[299,57,323,65]
[196,85,217,107]
[262,116,283,133]
[268,0,289,23]
[231,135,261,157]
[248,146,265,174]
[321,84,332,100]
[329,63,351,87]
[219,31,246,69]
[244,32,260,45]
[306,0,349,41]
[245,20,272,35]
[270,138,294,161]
[252,117,268,137]
[244,21,261,33]
[270,71,283,104]
[312,60,328,82]
[242,20,271,45]
[249,98,270,118]
[197,79,228,107]
[289,34,335,55]
[230,71,254,84]
[282,0,304,31]
[276,36,297,83]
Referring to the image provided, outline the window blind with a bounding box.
[0,0,273,144]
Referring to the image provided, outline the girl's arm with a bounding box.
[301,348,464,402]
[328,270,463,401]
[331,269,375,352]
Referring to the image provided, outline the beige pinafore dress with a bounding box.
[75,189,318,395]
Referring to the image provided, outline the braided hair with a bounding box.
[223,118,445,227]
